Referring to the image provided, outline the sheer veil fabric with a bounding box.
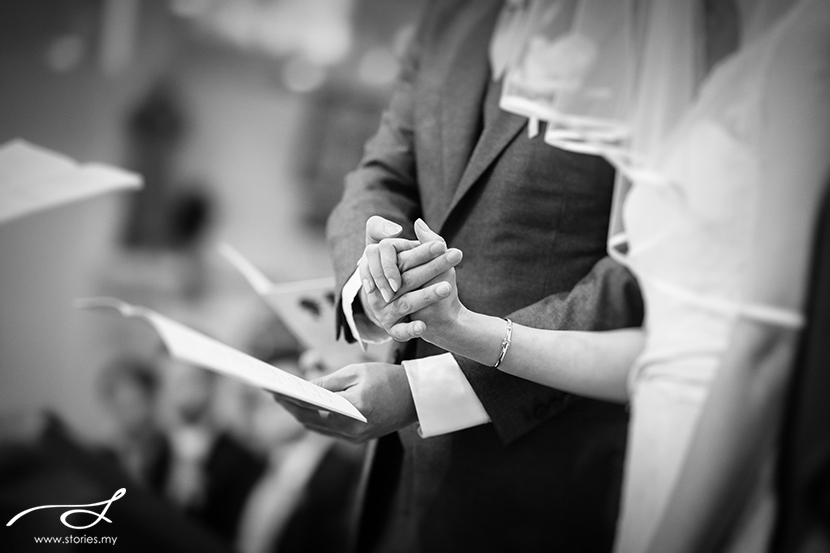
[500,0,798,175]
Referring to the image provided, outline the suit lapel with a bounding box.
[441,103,526,231]
[434,0,528,233]
[433,0,502,226]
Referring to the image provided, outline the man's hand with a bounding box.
[273,363,417,443]
[359,215,416,303]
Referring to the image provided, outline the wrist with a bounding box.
[464,311,509,366]
[451,305,477,345]
[431,307,505,366]
[423,302,468,349]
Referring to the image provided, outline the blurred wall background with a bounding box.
[0,0,424,442]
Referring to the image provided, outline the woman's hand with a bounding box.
[402,219,468,348]
[360,253,464,342]
[408,269,467,348]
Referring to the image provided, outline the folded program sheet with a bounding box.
[0,139,142,224]
[218,243,393,369]
[75,297,367,422]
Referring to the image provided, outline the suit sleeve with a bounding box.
[326,8,430,343]
[456,256,645,445]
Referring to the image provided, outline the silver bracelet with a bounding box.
[493,318,513,369]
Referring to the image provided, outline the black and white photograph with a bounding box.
[1,1,829,552]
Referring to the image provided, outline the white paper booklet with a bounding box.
[218,243,392,369]
[0,139,142,224]
[75,297,366,422]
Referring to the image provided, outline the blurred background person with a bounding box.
[97,355,171,494]
[232,310,366,553]
[163,360,266,545]
[235,354,364,553]
[0,409,235,553]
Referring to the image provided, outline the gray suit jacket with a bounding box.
[327,1,644,551]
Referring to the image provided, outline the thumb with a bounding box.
[414,218,445,244]
[312,366,359,392]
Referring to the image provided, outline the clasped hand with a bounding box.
[273,217,466,442]
[357,216,466,344]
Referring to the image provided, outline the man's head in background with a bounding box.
[98,356,162,438]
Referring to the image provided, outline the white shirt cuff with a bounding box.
[403,353,491,438]
[342,269,392,350]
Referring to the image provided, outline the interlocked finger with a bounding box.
[378,239,403,296]
[361,238,418,303]
[363,287,413,332]
[398,240,446,274]
[395,281,452,316]
[400,248,463,293]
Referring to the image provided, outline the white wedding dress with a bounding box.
[608,1,830,551]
